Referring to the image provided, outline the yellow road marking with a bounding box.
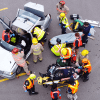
[0,7,8,11]
[0,73,26,83]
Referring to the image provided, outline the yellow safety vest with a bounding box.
[33,27,45,41]
[51,43,66,56]
[60,17,69,28]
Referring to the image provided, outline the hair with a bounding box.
[75,32,80,37]
[52,83,57,89]
[84,22,89,26]
[5,28,10,32]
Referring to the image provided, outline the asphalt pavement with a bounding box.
[0,0,100,100]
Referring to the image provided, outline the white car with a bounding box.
[0,2,52,79]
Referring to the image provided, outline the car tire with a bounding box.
[16,66,22,75]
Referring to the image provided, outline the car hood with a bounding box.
[0,46,15,72]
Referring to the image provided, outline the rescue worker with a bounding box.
[60,47,72,66]
[31,38,44,64]
[31,27,49,45]
[12,48,30,75]
[73,32,82,55]
[2,28,12,43]
[82,22,91,47]
[50,83,61,100]
[81,58,92,82]
[75,49,89,66]
[23,74,38,95]
[66,80,79,100]
[56,0,69,18]
[59,13,70,34]
[51,38,66,56]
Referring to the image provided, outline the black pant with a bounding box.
[27,85,35,95]
[61,23,66,34]
[52,98,58,100]
[83,72,89,80]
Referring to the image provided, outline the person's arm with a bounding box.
[61,77,70,81]
[40,43,44,51]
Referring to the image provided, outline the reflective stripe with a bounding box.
[68,80,79,94]
[13,55,22,61]
[18,61,26,67]
[33,51,41,55]
[26,78,34,89]
[52,44,62,53]
[84,60,91,73]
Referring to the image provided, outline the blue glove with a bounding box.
[58,88,61,91]
[25,90,27,92]
[59,23,61,26]
[12,34,15,36]
[63,26,66,28]
[78,66,82,70]
[60,57,63,60]
[65,41,68,43]
[59,94,61,96]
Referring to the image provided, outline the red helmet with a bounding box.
[59,1,65,6]
[12,48,19,54]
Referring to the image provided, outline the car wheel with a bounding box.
[16,66,22,75]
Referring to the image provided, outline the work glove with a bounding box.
[25,90,27,92]
[78,66,82,70]
[63,26,66,28]
[60,57,63,60]
[58,88,61,91]
[10,34,15,37]
[65,41,68,43]
[59,23,61,26]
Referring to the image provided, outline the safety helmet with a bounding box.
[81,49,89,56]
[60,13,65,18]
[61,48,67,56]
[56,38,61,44]
[32,38,38,44]
[29,74,36,80]
[82,58,88,63]
[59,1,65,6]
[12,48,19,54]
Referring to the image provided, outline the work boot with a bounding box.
[83,78,89,82]
[39,72,44,77]
[32,92,38,94]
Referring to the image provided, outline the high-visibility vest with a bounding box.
[12,54,26,67]
[25,78,34,89]
[50,89,61,99]
[60,17,69,28]
[73,36,82,47]
[33,27,45,41]
[2,30,10,43]
[83,60,92,73]
[61,48,72,59]
[68,80,79,94]
[51,43,66,56]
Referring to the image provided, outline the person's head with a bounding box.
[75,32,80,38]
[52,83,57,89]
[12,48,19,54]
[56,38,61,44]
[59,0,65,6]
[60,13,65,18]
[29,74,36,80]
[81,49,89,56]
[5,28,10,33]
[84,22,89,27]
[61,48,67,56]
[32,38,38,45]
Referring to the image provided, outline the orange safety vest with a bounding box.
[25,78,34,89]
[83,60,92,73]
[2,30,10,43]
[68,80,79,94]
[73,36,82,47]
[61,48,72,59]
[50,89,61,99]
[12,54,26,67]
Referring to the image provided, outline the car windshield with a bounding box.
[18,9,40,24]
[0,40,21,52]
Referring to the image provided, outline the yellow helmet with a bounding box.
[32,38,38,44]
[82,58,88,64]
[81,49,89,56]
[60,13,65,18]
[29,74,36,80]
[61,48,67,56]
